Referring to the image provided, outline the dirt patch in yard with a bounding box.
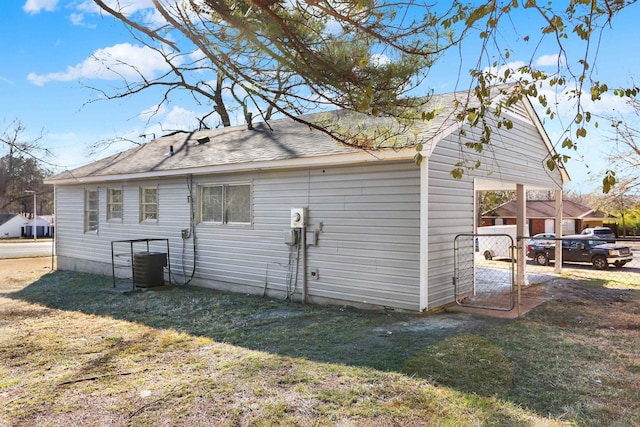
[539,278,633,304]
[0,257,55,292]
[525,278,640,332]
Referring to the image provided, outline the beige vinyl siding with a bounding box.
[426,110,564,309]
[458,112,563,188]
[55,162,421,310]
[191,162,421,310]
[305,162,421,309]
[55,178,192,276]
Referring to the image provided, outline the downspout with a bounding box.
[52,185,56,271]
[419,159,429,311]
[189,174,197,281]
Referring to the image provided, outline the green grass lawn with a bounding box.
[1,268,638,426]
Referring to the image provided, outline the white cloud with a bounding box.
[27,43,172,86]
[369,54,390,67]
[139,104,168,122]
[482,59,636,119]
[131,104,225,147]
[189,49,207,63]
[163,106,199,129]
[535,54,564,67]
[533,85,635,118]
[74,0,100,14]
[0,75,14,85]
[69,12,83,25]
[75,0,163,25]
[483,61,527,81]
[139,7,167,27]
[69,12,96,27]
[139,104,200,132]
[23,0,58,14]
[75,0,154,15]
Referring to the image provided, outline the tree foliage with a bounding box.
[92,0,442,129]
[0,120,53,214]
[607,97,640,196]
[92,0,639,189]
[477,190,514,226]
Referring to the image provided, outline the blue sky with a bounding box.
[1,1,639,193]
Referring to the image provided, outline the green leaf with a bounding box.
[451,167,464,179]
[546,159,556,171]
[422,111,435,121]
[602,170,616,193]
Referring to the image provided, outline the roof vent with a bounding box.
[246,112,253,130]
[168,145,174,156]
[197,136,210,144]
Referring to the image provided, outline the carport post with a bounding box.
[516,184,526,316]
[554,190,563,274]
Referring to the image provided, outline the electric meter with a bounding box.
[290,207,306,228]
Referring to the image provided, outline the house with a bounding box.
[45,88,569,311]
[481,199,614,235]
[17,214,55,238]
[0,214,29,238]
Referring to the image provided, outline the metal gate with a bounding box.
[453,233,516,311]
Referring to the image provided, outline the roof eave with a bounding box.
[45,147,417,185]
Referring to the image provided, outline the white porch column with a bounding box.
[554,190,563,274]
[419,159,429,311]
[516,184,527,292]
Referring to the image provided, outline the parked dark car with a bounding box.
[527,235,633,270]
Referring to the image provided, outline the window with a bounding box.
[200,185,223,222]
[107,188,123,221]
[199,183,251,224]
[84,189,99,232]
[140,186,158,222]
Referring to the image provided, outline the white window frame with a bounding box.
[199,182,252,225]
[107,187,123,221]
[139,186,159,222]
[84,189,99,233]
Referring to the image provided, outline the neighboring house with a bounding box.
[481,199,614,235]
[0,214,29,238]
[21,215,55,238]
[45,88,569,311]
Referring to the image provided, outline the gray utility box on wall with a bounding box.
[133,251,167,287]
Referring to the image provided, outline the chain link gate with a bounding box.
[453,233,516,311]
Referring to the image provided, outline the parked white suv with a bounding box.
[581,227,616,241]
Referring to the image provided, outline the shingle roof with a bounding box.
[0,214,15,226]
[47,91,471,182]
[484,200,614,219]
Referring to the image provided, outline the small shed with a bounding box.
[45,87,569,311]
[482,199,614,235]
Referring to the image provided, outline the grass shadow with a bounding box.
[2,271,494,373]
